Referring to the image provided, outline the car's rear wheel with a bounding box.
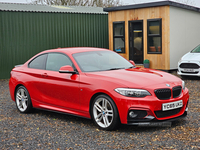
[15,86,32,113]
[92,94,119,130]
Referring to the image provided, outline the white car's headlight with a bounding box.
[115,88,151,97]
[182,81,185,90]
[178,57,183,64]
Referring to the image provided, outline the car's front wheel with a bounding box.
[92,94,120,130]
[15,86,33,113]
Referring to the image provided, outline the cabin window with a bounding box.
[113,22,125,53]
[147,19,162,54]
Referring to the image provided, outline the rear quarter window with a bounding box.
[28,54,47,70]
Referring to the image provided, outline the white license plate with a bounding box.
[183,69,195,72]
[162,100,183,111]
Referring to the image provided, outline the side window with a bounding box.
[147,18,162,54]
[113,22,125,53]
[29,54,47,70]
[46,53,73,71]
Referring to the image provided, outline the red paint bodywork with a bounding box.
[9,47,189,124]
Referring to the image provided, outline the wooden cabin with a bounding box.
[104,1,200,70]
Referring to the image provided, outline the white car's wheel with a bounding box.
[15,86,32,113]
[92,94,119,130]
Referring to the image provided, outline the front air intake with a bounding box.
[154,88,171,100]
[172,86,182,98]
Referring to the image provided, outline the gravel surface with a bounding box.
[0,74,200,150]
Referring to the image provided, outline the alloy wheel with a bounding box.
[93,97,114,128]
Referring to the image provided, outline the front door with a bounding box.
[37,53,80,111]
[129,21,143,64]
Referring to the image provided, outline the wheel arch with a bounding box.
[89,92,104,116]
[14,84,33,113]
[14,84,26,100]
[89,92,121,123]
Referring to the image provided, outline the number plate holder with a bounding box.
[162,100,183,111]
[183,69,195,72]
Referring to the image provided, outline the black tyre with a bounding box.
[15,86,33,113]
[91,94,120,130]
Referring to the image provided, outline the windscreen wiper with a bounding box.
[106,67,125,71]
[127,66,135,69]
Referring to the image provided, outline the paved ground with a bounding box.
[0,74,200,150]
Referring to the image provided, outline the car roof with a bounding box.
[42,47,111,55]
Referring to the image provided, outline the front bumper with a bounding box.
[113,87,189,124]
[177,61,200,76]
[177,70,200,77]
[127,110,187,127]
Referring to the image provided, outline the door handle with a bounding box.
[41,73,48,77]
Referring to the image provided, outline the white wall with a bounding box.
[170,6,200,69]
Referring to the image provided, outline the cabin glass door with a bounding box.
[129,21,143,64]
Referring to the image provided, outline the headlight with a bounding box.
[182,81,185,90]
[115,88,151,97]
[178,57,183,64]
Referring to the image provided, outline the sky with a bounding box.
[0,0,200,8]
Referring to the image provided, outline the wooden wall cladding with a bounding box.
[108,6,170,70]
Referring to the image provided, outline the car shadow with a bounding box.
[33,108,95,127]
[181,76,200,80]
[116,118,188,133]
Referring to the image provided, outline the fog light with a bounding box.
[129,111,137,118]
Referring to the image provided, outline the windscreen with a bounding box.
[191,45,200,53]
[73,50,133,72]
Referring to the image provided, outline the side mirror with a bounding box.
[129,60,136,66]
[59,65,77,74]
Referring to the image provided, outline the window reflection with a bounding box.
[114,23,124,36]
[148,37,161,52]
[114,38,125,53]
[148,21,160,34]
[147,19,162,54]
[113,22,125,53]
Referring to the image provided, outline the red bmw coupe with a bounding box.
[9,47,189,130]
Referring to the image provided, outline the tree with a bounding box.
[174,0,195,6]
[31,0,123,7]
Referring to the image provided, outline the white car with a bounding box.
[177,45,200,77]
